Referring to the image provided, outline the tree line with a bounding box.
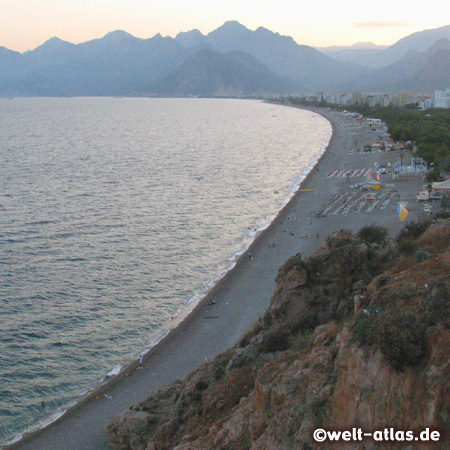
[288,99,450,181]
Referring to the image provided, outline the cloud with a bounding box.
[353,21,412,28]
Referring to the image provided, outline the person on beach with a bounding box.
[139,355,143,368]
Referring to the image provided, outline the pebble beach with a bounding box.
[5,105,430,450]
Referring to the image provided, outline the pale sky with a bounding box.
[1,0,448,52]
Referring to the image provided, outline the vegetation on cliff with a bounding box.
[109,220,450,450]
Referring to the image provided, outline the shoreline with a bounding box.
[4,104,425,450]
[3,105,332,449]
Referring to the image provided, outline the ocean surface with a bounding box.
[0,97,331,445]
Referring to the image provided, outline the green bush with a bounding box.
[258,328,290,353]
[427,282,450,327]
[352,310,427,371]
[393,284,415,300]
[377,312,427,371]
[415,250,431,263]
[238,321,262,348]
[397,239,417,255]
[358,225,389,246]
[262,310,273,328]
[435,210,450,219]
[396,218,432,243]
[352,310,377,346]
[376,275,390,288]
[308,397,330,425]
[276,253,304,283]
[212,349,233,380]
[290,329,314,352]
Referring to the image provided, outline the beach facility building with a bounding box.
[431,179,450,196]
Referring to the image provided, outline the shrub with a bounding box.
[212,349,233,380]
[326,229,355,249]
[358,225,389,246]
[262,310,273,328]
[435,210,450,219]
[396,218,432,243]
[290,329,314,352]
[238,321,262,348]
[377,312,427,371]
[427,282,450,327]
[309,397,330,425]
[352,310,377,346]
[276,253,304,283]
[352,309,427,371]
[393,284,415,300]
[397,239,417,255]
[258,328,290,353]
[376,275,390,289]
[415,249,431,263]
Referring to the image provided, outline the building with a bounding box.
[418,99,433,110]
[434,89,450,109]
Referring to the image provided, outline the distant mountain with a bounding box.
[386,25,450,57]
[319,42,387,68]
[142,48,301,96]
[175,29,207,48]
[318,42,387,52]
[339,39,450,92]
[0,21,370,95]
[322,24,450,69]
[175,21,370,91]
[406,48,450,93]
[1,21,449,96]
[1,33,193,96]
[0,46,22,79]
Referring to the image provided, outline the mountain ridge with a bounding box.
[323,24,450,68]
[339,38,450,93]
[1,21,449,96]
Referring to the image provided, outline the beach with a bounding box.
[4,105,430,450]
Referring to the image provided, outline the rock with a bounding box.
[108,224,450,450]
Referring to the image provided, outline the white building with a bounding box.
[418,99,433,110]
[434,89,450,108]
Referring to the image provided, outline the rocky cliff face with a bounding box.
[109,221,450,450]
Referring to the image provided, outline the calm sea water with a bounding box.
[0,97,331,445]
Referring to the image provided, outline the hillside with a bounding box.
[322,24,450,69]
[142,49,301,96]
[176,21,369,91]
[109,220,450,450]
[339,39,450,93]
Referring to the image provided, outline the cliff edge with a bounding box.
[108,219,450,450]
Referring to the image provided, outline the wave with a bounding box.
[0,101,332,448]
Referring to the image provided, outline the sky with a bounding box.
[1,0,448,53]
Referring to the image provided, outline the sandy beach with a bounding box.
[4,105,430,450]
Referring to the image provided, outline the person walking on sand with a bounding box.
[139,355,143,368]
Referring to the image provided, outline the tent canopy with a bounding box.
[432,179,450,190]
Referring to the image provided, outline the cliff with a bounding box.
[108,220,450,450]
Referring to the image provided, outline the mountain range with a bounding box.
[1,21,449,96]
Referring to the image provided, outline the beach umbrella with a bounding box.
[397,203,408,221]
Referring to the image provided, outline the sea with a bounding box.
[0,97,331,445]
